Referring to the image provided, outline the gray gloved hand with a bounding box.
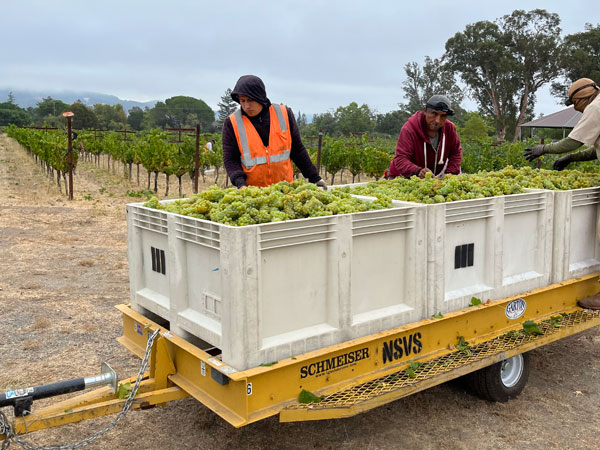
[523,144,546,161]
[315,179,328,190]
[552,154,572,171]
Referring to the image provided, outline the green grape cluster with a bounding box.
[493,166,600,190]
[143,180,392,226]
[336,166,600,204]
[338,171,524,204]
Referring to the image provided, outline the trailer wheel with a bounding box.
[467,353,530,402]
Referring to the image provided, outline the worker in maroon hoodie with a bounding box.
[388,95,462,178]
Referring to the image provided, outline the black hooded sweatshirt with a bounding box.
[222,75,321,188]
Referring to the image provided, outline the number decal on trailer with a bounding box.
[247,383,253,395]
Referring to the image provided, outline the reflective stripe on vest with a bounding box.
[272,103,288,132]
[233,105,290,168]
[269,150,290,162]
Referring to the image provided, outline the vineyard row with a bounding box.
[5,125,596,198]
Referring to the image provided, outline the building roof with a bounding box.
[520,106,582,129]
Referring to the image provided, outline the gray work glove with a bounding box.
[315,179,328,190]
[523,144,546,161]
[552,154,572,171]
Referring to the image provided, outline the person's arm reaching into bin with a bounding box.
[523,137,584,161]
[552,147,597,171]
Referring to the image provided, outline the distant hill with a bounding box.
[0,88,311,123]
[0,88,158,112]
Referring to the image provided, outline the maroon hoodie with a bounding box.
[388,111,462,178]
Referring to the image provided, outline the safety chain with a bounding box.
[0,329,161,450]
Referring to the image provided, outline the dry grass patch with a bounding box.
[0,374,29,391]
[47,234,71,244]
[30,317,52,331]
[22,338,41,350]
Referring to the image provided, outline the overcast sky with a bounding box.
[2,1,596,116]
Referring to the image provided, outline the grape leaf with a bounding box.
[409,361,422,371]
[456,336,473,356]
[260,361,278,367]
[549,316,562,328]
[469,297,482,307]
[504,330,521,339]
[118,382,132,400]
[299,389,322,404]
[522,320,543,336]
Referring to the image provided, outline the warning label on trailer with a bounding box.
[5,388,34,399]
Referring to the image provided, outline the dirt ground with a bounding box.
[1,133,599,450]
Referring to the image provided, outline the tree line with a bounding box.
[306,12,599,142]
[0,94,218,132]
[1,10,598,144]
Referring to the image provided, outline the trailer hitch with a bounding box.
[0,362,117,417]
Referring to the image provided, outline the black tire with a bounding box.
[466,353,530,402]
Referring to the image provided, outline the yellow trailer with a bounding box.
[2,273,600,445]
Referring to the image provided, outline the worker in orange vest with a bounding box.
[222,75,327,189]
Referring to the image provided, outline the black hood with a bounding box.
[231,75,271,107]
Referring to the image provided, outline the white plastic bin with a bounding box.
[427,191,553,314]
[335,185,554,315]
[348,203,427,338]
[499,190,554,296]
[552,187,600,283]
[127,201,426,371]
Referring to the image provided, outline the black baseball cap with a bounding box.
[426,95,454,116]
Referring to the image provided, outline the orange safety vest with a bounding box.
[229,104,294,187]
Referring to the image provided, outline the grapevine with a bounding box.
[8,125,600,199]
